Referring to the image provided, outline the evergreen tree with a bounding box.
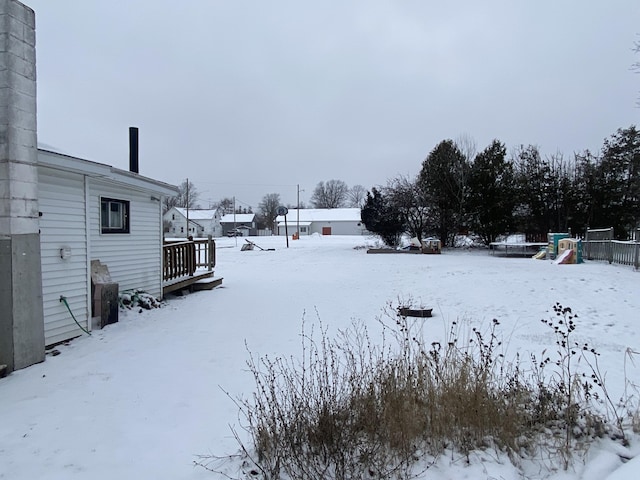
[512,145,553,238]
[466,140,515,244]
[570,152,595,232]
[417,140,468,246]
[599,125,640,238]
[545,153,574,233]
[361,188,405,247]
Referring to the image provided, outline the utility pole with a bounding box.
[186,178,189,238]
[296,184,300,239]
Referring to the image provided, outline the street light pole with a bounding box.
[296,184,300,239]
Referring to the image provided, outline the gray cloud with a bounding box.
[29,0,639,208]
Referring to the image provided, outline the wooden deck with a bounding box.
[163,270,221,295]
[163,237,222,295]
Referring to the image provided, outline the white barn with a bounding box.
[164,207,222,238]
[276,208,367,236]
[38,148,178,346]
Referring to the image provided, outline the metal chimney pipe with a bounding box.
[129,127,139,173]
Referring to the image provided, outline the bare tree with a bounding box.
[455,133,477,165]
[310,180,348,208]
[386,175,434,243]
[258,193,281,232]
[214,197,234,215]
[347,184,367,208]
[286,201,306,209]
[163,179,199,213]
[634,36,640,106]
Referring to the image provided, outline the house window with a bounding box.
[300,226,308,233]
[172,214,175,220]
[100,197,130,234]
[181,227,184,233]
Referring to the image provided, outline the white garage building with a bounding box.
[276,208,367,236]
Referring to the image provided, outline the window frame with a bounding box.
[100,197,130,234]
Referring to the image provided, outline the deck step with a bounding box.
[192,277,223,291]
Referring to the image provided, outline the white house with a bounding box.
[220,213,257,236]
[276,208,367,236]
[1,1,180,373]
[37,148,179,347]
[164,207,221,238]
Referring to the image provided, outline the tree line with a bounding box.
[362,125,640,247]
[163,179,368,233]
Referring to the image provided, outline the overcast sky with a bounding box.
[28,0,639,209]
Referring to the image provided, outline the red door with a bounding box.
[322,227,332,235]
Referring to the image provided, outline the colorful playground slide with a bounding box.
[555,249,574,264]
[532,250,546,260]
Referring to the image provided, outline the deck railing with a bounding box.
[163,236,216,282]
[583,227,639,270]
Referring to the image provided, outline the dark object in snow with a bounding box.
[367,248,422,254]
[398,307,433,318]
[0,364,7,378]
[243,239,275,251]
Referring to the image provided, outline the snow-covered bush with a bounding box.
[119,289,163,310]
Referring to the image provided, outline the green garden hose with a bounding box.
[59,295,91,336]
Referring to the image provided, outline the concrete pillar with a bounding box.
[0,0,44,373]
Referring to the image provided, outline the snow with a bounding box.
[1,235,640,479]
[220,213,255,223]
[174,207,219,220]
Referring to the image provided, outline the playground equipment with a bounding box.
[532,232,583,264]
[421,238,442,254]
[547,232,570,260]
[555,238,583,264]
[532,249,547,260]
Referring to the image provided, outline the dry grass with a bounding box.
[206,303,638,479]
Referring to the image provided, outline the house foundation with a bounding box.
[0,0,45,372]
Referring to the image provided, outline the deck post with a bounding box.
[608,227,614,264]
[207,235,213,271]
[635,228,640,271]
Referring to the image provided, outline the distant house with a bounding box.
[38,148,179,347]
[275,208,367,236]
[164,207,221,238]
[220,213,257,236]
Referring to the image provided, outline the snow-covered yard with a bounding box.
[1,235,640,479]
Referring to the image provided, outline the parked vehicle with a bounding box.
[227,228,244,237]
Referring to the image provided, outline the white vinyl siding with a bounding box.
[309,221,364,236]
[89,179,163,298]
[38,168,90,346]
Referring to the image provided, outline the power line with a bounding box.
[194,181,299,188]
